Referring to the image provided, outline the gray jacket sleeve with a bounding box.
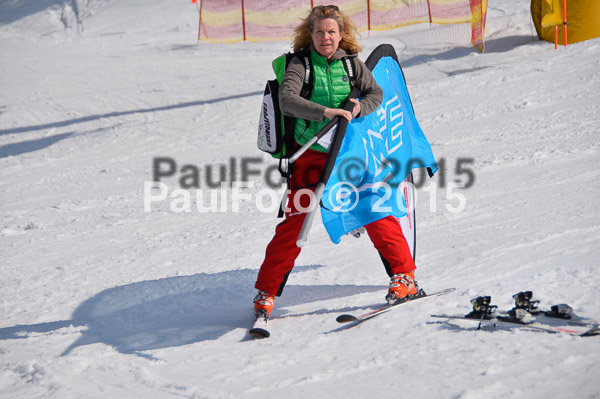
[352,57,383,118]
[279,57,326,122]
[279,55,383,122]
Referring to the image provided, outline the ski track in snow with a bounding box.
[1,0,600,398]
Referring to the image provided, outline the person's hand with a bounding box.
[323,99,361,122]
[324,107,352,122]
[349,98,361,118]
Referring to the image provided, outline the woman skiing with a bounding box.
[254,5,418,318]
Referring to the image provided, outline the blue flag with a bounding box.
[321,55,438,244]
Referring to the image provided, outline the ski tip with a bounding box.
[581,325,600,337]
[336,314,359,324]
[437,287,456,295]
[249,328,270,338]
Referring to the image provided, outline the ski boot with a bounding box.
[385,271,419,305]
[253,291,275,318]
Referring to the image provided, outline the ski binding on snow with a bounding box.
[432,291,600,337]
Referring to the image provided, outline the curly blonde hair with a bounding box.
[292,6,362,54]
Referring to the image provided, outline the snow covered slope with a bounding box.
[1,0,599,397]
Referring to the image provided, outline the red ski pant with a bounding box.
[255,149,416,296]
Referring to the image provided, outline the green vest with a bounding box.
[294,50,352,152]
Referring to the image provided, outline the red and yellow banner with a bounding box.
[198,0,488,51]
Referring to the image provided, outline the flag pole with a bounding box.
[289,117,340,164]
[296,182,326,247]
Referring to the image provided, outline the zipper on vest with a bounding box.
[326,65,334,107]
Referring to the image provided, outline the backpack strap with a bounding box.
[279,49,314,173]
[283,49,313,100]
[341,56,357,88]
[299,51,313,98]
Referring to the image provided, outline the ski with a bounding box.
[336,287,456,325]
[432,291,600,337]
[432,313,600,336]
[249,310,270,338]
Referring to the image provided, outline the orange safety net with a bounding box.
[198,0,487,51]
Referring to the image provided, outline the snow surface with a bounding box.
[1,0,600,398]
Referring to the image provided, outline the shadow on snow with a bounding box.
[0,91,263,136]
[0,132,74,158]
[0,266,383,357]
[0,0,63,25]
[399,35,538,74]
